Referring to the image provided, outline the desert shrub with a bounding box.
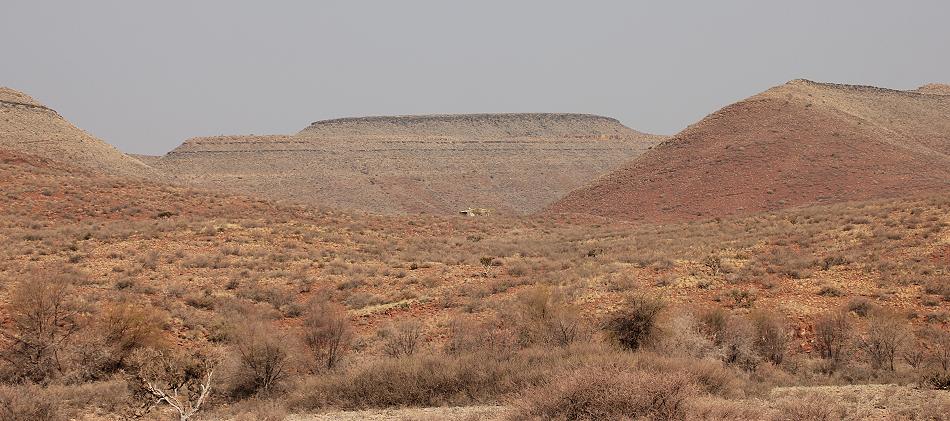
[750,310,788,365]
[299,298,352,371]
[813,311,851,372]
[0,273,81,383]
[922,366,950,390]
[443,315,517,357]
[652,310,715,359]
[858,310,910,372]
[719,316,758,371]
[381,320,424,358]
[98,302,166,365]
[0,383,61,421]
[631,352,746,398]
[343,292,384,309]
[508,363,698,420]
[698,306,731,345]
[508,286,586,347]
[925,329,950,371]
[770,391,842,420]
[288,350,547,410]
[230,318,292,397]
[726,288,757,308]
[47,379,130,417]
[127,347,216,421]
[506,260,529,277]
[817,284,844,297]
[604,295,666,351]
[223,398,288,421]
[845,297,875,317]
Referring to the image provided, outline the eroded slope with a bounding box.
[0,87,152,177]
[550,80,950,222]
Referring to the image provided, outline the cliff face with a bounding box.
[550,80,950,222]
[0,87,153,177]
[155,114,665,215]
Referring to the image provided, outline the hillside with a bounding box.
[2,147,948,419]
[550,80,950,222]
[0,87,153,177]
[151,113,664,214]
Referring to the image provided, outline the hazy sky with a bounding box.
[2,1,948,155]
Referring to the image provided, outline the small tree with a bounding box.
[0,274,81,383]
[858,310,909,372]
[813,311,851,372]
[382,320,423,358]
[927,329,950,372]
[300,299,352,371]
[232,318,291,396]
[129,348,216,421]
[603,295,665,351]
[750,310,788,365]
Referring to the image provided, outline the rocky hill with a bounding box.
[0,87,152,177]
[152,114,664,214]
[549,79,950,222]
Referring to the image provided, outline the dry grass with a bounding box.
[0,150,948,418]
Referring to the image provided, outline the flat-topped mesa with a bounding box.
[915,83,950,95]
[166,135,301,155]
[154,113,665,215]
[770,79,950,98]
[297,113,649,139]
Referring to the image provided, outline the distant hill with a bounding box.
[0,87,152,176]
[549,80,950,222]
[152,113,664,214]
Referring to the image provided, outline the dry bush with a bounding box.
[750,310,788,365]
[0,383,60,421]
[603,295,666,351]
[97,302,166,367]
[381,319,424,358]
[698,306,730,345]
[857,310,910,372]
[127,347,216,421]
[845,297,876,317]
[508,363,698,420]
[813,311,851,372]
[719,316,759,371]
[770,391,842,420]
[507,286,587,347]
[230,318,293,397]
[46,379,130,419]
[0,273,81,383]
[288,351,545,410]
[299,298,352,371]
[651,310,715,359]
[921,329,950,389]
[443,315,517,357]
[221,398,288,421]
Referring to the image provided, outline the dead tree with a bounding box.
[129,348,216,421]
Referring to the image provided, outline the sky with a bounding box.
[2,1,949,155]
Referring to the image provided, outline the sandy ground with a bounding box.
[288,405,506,421]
